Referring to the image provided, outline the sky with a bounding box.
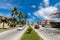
[0,0,60,23]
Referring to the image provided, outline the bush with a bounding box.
[10,24,16,27]
[26,26,32,34]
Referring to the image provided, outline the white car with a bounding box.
[17,25,24,31]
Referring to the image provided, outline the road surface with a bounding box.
[0,26,27,40]
[32,26,60,40]
[37,27,60,40]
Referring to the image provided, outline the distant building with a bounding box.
[50,11,60,28]
[38,20,54,28]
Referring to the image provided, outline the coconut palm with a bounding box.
[22,15,27,25]
[11,7,18,18]
[17,12,24,24]
[24,15,27,22]
[11,7,27,25]
[11,7,18,26]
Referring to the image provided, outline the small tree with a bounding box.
[8,18,17,27]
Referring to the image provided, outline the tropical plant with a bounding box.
[1,18,8,28]
[17,12,24,24]
[11,7,18,26]
[11,7,27,25]
[26,26,32,34]
[8,18,17,27]
[24,15,27,22]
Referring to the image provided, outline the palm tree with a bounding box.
[23,15,27,25]
[17,12,24,24]
[24,15,27,22]
[1,18,8,29]
[11,7,18,26]
[11,7,18,15]
[18,12,28,25]
[11,7,28,25]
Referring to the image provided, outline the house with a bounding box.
[0,16,9,28]
[0,23,9,28]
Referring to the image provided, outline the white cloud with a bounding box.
[28,12,36,19]
[38,0,49,9]
[28,12,31,16]
[31,5,36,8]
[39,3,43,9]
[43,0,49,7]
[33,0,60,21]
[34,7,58,20]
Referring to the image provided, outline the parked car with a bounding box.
[17,25,24,31]
[34,25,39,29]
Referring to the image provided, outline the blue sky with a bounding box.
[0,0,60,23]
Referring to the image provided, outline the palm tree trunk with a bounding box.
[14,15,15,24]
[3,22,4,29]
[19,17,21,24]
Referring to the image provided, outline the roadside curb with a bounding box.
[17,25,29,40]
[31,26,44,40]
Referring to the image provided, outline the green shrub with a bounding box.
[26,26,32,34]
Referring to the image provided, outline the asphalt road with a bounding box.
[0,29,24,40]
[36,27,60,40]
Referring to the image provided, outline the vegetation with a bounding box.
[17,11,27,25]
[0,17,8,28]
[0,6,27,28]
[26,26,32,34]
[11,7,18,27]
[8,18,17,27]
[21,26,41,40]
[11,7,27,25]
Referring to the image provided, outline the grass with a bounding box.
[21,26,42,40]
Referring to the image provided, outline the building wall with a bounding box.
[38,20,54,27]
[0,23,9,28]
